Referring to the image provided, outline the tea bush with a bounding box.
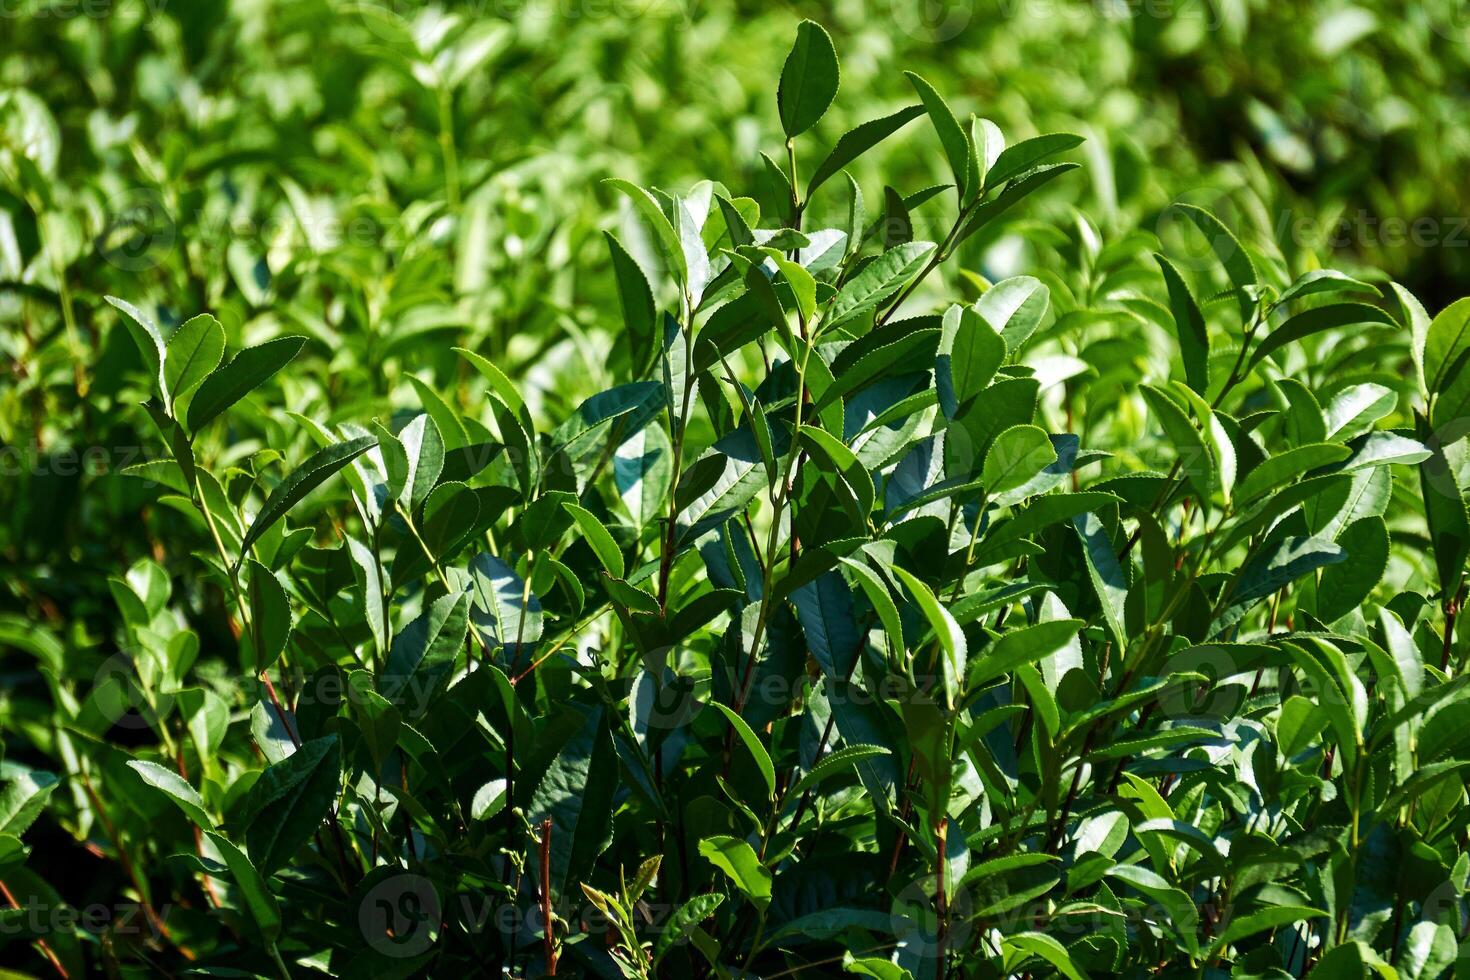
[4,7,1470,980]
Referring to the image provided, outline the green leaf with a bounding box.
[844,955,914,980]
[0,834,28,870]
[241,735,342,876]
[1420,434,1470,601]
[937,305,1005,419]
[807,105,924,197]
[1376,608,1425,699]
[971,619,1083,688]
[1209,905,1323,953]
[715,193,756,248]
[205,832,281,944]
[958,164,1080,247]
[1249,303,1395,371]
[1156,254,1209,395]
[677,426,789,544]
[974,275,1049,354]
[455,346,527,419]
[126,760,214,829]
[562,501,625,579]
[469,554,542,658]
[614,424,673,531]
[0,770,58,837]
[605,231,657,368]
[528,704,617,899]
[1005,932,1090,980]
[1395,283,1434,398]
[1139,384,1213,501]
[382,590,471,715]
[605,177,687,287]
[395,414,445,514]
[1397,921,1458,980]
[982,424,1057,497]
[347,672,401,769]
[787,744,893,800]
[709,702,775,802]
[1277,269,1381,304]
[1106,864,1200,956]
[890,566,966,704]
[838,557,905,661]
[814,325,941,411]
[1307,941,1365,979]
[1171,204,1257,321]
[972,492,1121,566]
[163,313,225,412]
[470,778,506,821]
[1314,516,1388,622]
[792,569,863,678]
[778,20,840,138]
[1073,511,1128,651]
[984,132,1084,187]
[345,537,388,657]
[238,436,375,562]
[1277,696,1328,757]
[187,335,306,432]
[825,241,936,330]
[1235,443,1352,503]
[1431,359,1470,445]
[698,835,772,910]
[1424,296,1470,400]
[106,295,166,396]
[653,893,725,964]
[799,425,874,523]
[406,374,469,451]
[904,71,977,201]
[245,559,291,671]
[763,248,817,323]
[1232,535,1345,606]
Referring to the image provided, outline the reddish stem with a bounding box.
[0,879,69,977]
[539,818,557,975]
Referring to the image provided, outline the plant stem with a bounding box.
[934,817,948,980]
[538,818,557,975]
[268,941,293,980]
[875,197,979,329]
[0,878,70,977]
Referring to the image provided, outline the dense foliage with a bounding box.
[4,4,1470,979]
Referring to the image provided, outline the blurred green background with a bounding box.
[3,0,1469,645]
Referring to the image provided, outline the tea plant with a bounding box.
[3,17,1470,980]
